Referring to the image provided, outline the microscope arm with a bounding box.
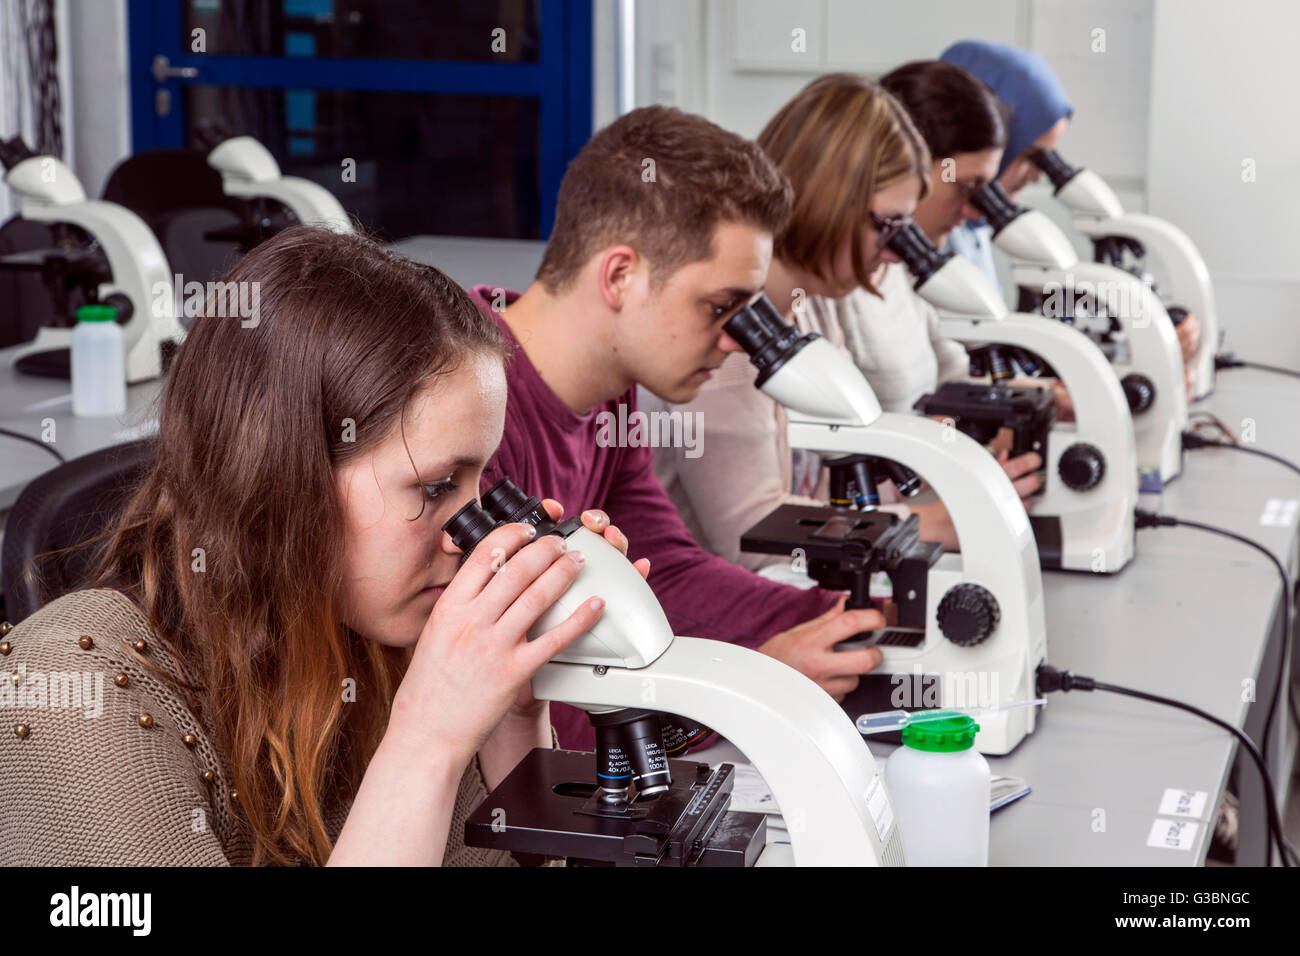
[208,135,352,232]
[532,636,903,866]
[223,176,352,232]
[789,413,1044,626]
[1065,261,1189,475]
[1072,213,1218,399]
[1040,151,1217,399]
[939,313,1132,446]
[8,156,181,381]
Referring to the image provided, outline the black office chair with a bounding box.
[102,148,294,290]
[102,149,247,290]
[1,439,156,624]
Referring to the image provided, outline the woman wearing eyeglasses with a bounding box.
[640,73,1037,569]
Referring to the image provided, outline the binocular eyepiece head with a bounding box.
[883,222,954,287]
[723,294,818,387]
[968,181,1022,233]
[1030,148,1080,192]
[442,477,556,558]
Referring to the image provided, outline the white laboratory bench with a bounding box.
[1,235,1295,866]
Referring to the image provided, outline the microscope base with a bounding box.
[1029,513,1134,574]
[10,325,166,384]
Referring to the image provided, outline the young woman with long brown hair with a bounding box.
[0,226,644,866]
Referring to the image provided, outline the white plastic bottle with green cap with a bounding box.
[885,712,990,866]
[71,304,127,417]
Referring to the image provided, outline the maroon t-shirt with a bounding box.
[470,286,840,749]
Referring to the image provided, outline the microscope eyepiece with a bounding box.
[481,476,550,527]
[442,476,577,560]
[1032,148,1081,192]
[442,500,500,558]
[723,294,817,387]
[884,223,953,287]
[968,181,1023,234]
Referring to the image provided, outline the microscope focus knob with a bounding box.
[1058,443,1106,491]
[1120,373,1155,414]
[936,584,1001,647]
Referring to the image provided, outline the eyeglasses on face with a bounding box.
[868,209,913,245]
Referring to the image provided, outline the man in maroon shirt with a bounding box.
[473,106,885,748]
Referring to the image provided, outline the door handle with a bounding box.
[152,55,199,83]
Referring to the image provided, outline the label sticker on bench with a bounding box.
[1146,818,1198,851]
[1259,498,1297,527]
[1158,788,1208,819]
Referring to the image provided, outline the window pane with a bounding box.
[183,0,541,62]
[185,86,541,239]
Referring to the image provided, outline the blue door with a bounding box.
[127,0,592,239]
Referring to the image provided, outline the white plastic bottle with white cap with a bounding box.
[885,712,990,866]
[71,304,127,417]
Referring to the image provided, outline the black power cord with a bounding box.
[1133,509,1297,865]
[1037,663,1298,867]
[1182,430,1300,478]
[1216,353,1300,380]
[0,427,65,464]
[1136,510,1293,771]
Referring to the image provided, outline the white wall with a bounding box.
[628,0,1152,197]
[1147,0,1300,367]
[619,0,1155,283]
[65,0,130,200]
[43,0,1300,369]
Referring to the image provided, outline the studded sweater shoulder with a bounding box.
[0,587,515,867]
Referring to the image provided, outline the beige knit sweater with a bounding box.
[0,588,515,867]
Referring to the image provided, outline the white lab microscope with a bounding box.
[725,296,1048,755]
[888,223,1138,575]
[206,135,353,234]
[1,138,181,382]
[969,181,1187,483]
[453,478,905,867]
[1033,148,1218,401]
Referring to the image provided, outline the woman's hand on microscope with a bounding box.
[501,501,649,721]
[997,447,1043,503]
[1050,379,1075,423]
[473,502,650,791]
[757,594,885,702]
[389,518,596,767]
[545,499,651,581]
[1176,311,1203,364]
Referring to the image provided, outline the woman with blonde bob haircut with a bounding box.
[760,72,930,301]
